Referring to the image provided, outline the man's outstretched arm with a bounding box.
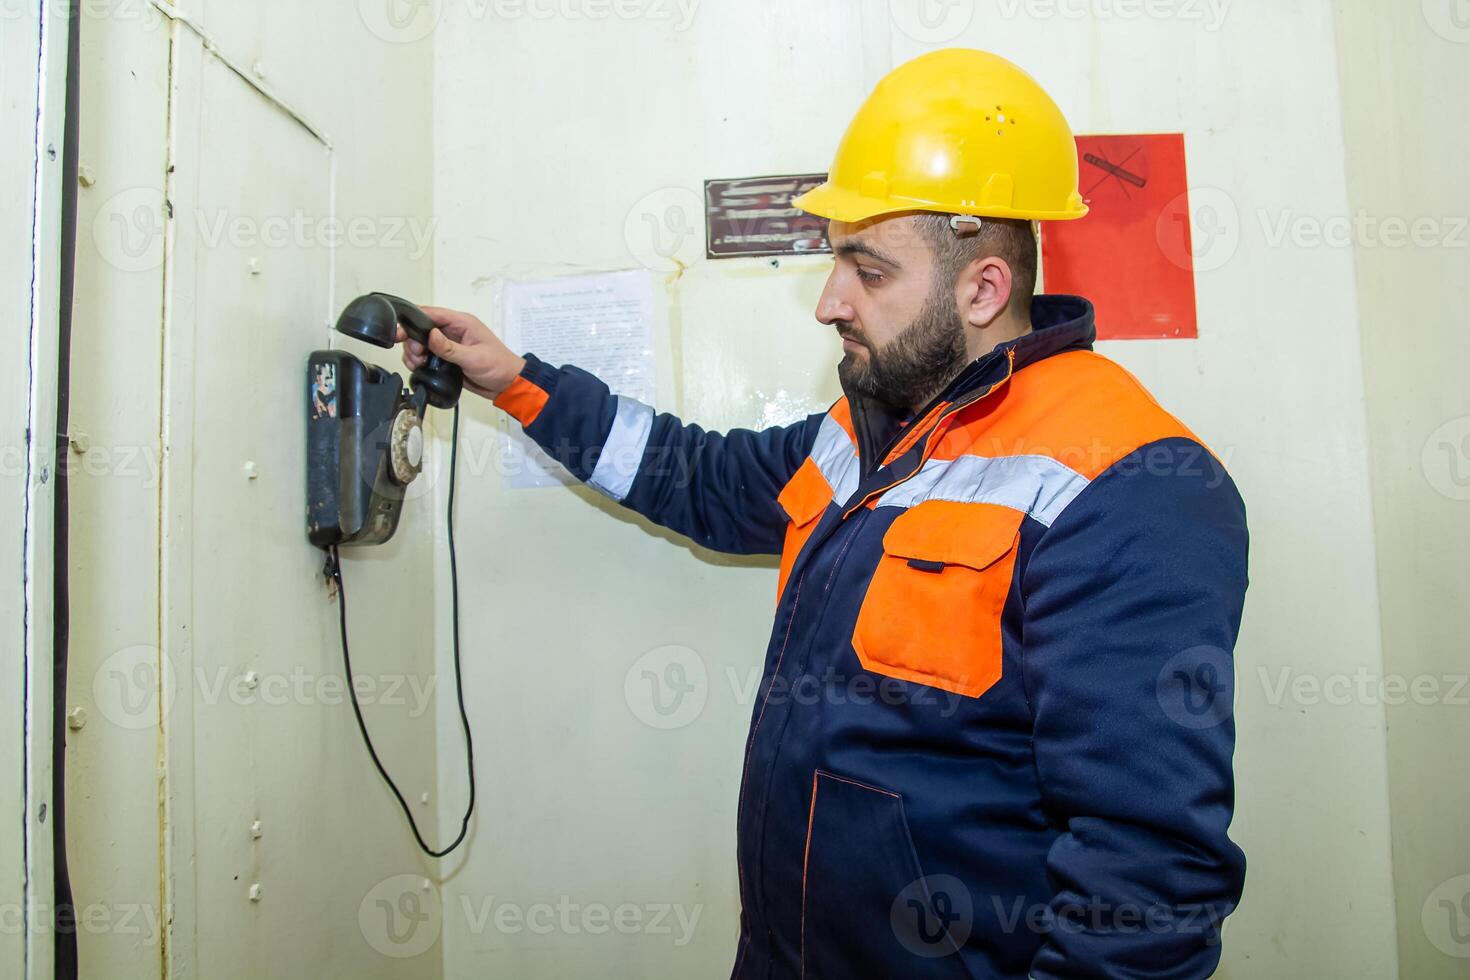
[402,306,821,556]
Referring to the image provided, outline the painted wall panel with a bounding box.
[65,10,172,978]
[159,28,441,980]
[66,1,442,977]
[181,0,442,307]
[1332,2,1470,976]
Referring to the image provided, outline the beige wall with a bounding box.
[1333,2,1470,976]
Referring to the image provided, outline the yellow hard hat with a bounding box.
[794,49,1088,224]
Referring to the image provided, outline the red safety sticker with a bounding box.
[1040,133,1200,340]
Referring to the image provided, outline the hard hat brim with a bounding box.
[793,181,1089,225]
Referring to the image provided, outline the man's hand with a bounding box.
[397,306,527,401]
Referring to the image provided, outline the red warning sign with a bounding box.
[1040,133,1198,340]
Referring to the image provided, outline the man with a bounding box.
[402,49,1247,980]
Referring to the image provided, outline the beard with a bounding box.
[836,282,969,415]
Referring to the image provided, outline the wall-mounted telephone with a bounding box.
[306,295,475,859]
[306,292,464,547]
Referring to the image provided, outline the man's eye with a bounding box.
[856,268,883,284]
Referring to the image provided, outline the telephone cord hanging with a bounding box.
[328,403,474,857]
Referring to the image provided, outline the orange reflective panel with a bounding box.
[492,375,551,428]
[776,457,834,600]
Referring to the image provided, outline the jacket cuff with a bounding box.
[492,353,558,427]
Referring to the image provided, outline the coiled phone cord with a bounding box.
[327,403,475,857]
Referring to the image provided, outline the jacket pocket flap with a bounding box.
[881,500,1023,570]
[778,457,832,526]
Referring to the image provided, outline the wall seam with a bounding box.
[146,0,333,150]
[1323,2,1403,976]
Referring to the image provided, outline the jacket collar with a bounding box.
[844,294,1097,475]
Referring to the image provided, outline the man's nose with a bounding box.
[815,274,854,326]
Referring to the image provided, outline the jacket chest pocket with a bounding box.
[851,500,1023,700]
[776,457,833,600]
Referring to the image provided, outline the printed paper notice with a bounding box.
[499,269,658,489]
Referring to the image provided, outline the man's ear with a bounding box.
[956,255,1014,329]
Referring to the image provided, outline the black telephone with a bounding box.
[306,293,463,547]
[306,294,476,859]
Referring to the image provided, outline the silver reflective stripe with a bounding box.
[875,453,1090,527]
[809,414,860,504]
[588,396,655,502]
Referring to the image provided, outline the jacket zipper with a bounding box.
[842,350,1017,520]
[748,507,870,968]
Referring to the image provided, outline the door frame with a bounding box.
[1,2,73,977]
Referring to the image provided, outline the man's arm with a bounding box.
[495,354,820,554]
[1020,437,1249,979]
[403,307,820,556]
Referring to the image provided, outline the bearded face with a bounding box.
[835,273,969,415]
